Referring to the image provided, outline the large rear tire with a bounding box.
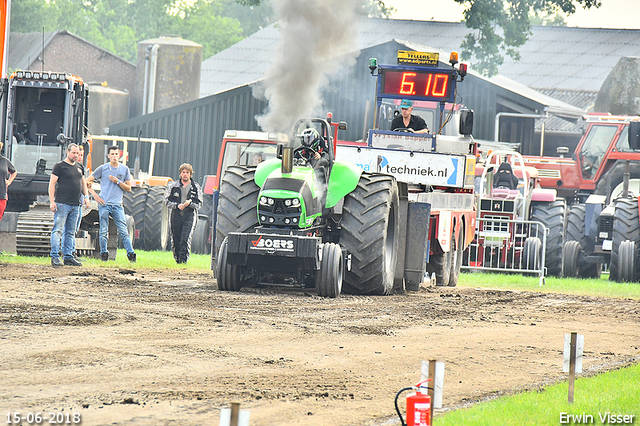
[611,197,640,282]
[316,243,343,298]
[565,204,601,278]
[143,185,171,251]
[122,185,149,250]
[530,200,565,277]
[341,173,399,295]
[594,161,640,197]
[214,166,260,258]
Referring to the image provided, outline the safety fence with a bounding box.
[462,217,548,285]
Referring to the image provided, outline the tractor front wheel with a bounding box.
[316,243,343,298]
[216,237,242,291]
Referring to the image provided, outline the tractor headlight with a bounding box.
[284,218,290,224]
[260,215,266,222]
[260,196,268,205]
[284,199,292,206]
[269,217,275,223]
[292,198,300,207]
[268,198,275,205]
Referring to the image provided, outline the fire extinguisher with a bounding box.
[395,379,433,426]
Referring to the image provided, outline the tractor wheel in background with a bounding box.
[617,240,637,283]
[530,200,565,277]
[143,185,171,251]
[594,161,640,198]
[341,173,399,295]
[316,242,343,298]
[216,237,241,291]
[611,197,640,282]
[565,204,601,278]
[191,216,211,255]
[448,225,464,287]
[522,237,542,271]
[118,215,135,249]
[122,185,149,250]
[428,249,451,286]
[562,240,581,278]
[215,166,260,258]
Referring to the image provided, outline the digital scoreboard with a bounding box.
[379,67,457,103]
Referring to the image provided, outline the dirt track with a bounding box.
[1,262,639,426]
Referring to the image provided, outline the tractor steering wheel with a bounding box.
[392,127,414,133]
[293,146,317,161]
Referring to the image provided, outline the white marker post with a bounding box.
[219,402,250,426]
[421,360,445,425]
[563,332,584,403]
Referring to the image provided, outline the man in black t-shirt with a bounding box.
[390,99,429,134]
[48,143,90,267]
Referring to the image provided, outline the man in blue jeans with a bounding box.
[48,143,90,267]
[86,145,136,262]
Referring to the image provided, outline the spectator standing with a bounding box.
[73,145,87,262]
[48,143,90,267]
[165,164,203,264]
[0,141,17,223]
[86,146,137,263]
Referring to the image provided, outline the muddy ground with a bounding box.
[1,262,639,426]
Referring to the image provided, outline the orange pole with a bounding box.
[0,0,11,78]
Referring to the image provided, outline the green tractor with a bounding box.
[215,117,429,297]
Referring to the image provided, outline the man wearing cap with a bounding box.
[391,99,429,134]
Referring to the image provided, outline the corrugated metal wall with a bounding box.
[109,85,267,183]
[109,40,548,182]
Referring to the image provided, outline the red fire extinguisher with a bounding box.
[395,379,433,426]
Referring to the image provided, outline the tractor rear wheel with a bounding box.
[611,197,640,282]
[215,166,260,258]
[530,200,565,276]
[143,185,171,251]
[565,204,601,278]
[316,243,343,298]
[216,237,241,291]
[122,185,149,250]
[594,161,640,198]
[522,237,542,271]
[341,173,399,295]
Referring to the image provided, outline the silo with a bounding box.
[133,35,202,117]
[87,84,130,167]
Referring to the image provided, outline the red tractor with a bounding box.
[522,114,640,281]
[466,150,565,280]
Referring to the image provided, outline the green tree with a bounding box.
[455,0,599,76]
[10,0,246,61]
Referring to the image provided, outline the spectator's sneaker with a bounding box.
[51,257,63,267]
[101,252,109,262]
[64,257,82,267]
[127,252,137,263]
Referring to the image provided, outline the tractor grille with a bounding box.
[482,215,510,233]
[536,169,561,179]
[480,199,515,213]
[598,216,614,237]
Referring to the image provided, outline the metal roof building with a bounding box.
[110,19,640,181]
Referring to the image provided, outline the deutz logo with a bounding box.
[251,236,294,250]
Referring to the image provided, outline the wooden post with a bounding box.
[568,332,577,404]
[429,359,436,425]
[230,402,240,426]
